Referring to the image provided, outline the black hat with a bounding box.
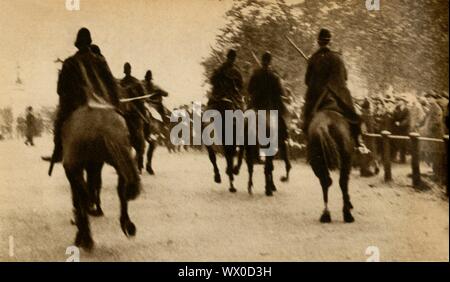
[318,28,331,43]
[123,62,131,72]
[74,27,92,49]
[145,70,153,80]
[262,51,272,65]
[226,49,237,61]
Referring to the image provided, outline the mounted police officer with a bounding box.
[301,28,362,148]
[248,51,291,180]
[207,49,244,111]
[143,69,170,123]
[43,27,121,163]
[120,62,147,173]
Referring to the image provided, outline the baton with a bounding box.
[285,35,309,61]
[119,92,157,103]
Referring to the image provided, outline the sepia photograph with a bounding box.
[0,0,448,266]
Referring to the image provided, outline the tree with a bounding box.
[202,0,449,98]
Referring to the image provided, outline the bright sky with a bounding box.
[0,0,236,115]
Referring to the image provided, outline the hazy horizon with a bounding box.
[0,0,236,115]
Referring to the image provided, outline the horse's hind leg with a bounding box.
[279,140,292,182]
[264,156,276,196]
[118,175,137,237]
[86,162,104,217]
[245,146,255,195]
[64,166,94,250]
[340,162,355,223]
[311,157,333,223]
[206,145,221,183]
[233,146,244,175]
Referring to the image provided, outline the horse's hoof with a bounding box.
[343,209,355,223]
[265,189,273,197]
[229,187,237,193]
[146,166,155,175]
[88,206,104,217]
[214,174,221,184]
[90,209,104,217]
[75,232,94,251]
[320,211,332,223]
[248,184,253,195]
[121,221,137,237]
[280,176,289,182]
[232,166,240,175]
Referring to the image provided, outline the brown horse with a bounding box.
[205,99,244,193]
[62,104,141,250]
[307,110,355,223]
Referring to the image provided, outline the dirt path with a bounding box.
[0,137,448,261]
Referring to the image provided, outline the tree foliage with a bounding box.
[201,0,448,100]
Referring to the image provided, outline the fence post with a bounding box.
[409,132,421,187]
[444,135,448,196]
[381,130,392,182]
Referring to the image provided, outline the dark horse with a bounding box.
[205,99,277,196]
[205,99,244,193]
[62,104,141,250]
[307,110,355,223]
[145,107,176,175]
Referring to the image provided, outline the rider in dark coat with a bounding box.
[207,49,244,111]
[120,62,147,172]
[44,28,121,162]
[143,70,170,123]
[248,51,291,174]
[302,28,362,147]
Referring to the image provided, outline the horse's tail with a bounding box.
[104,136,141,200]
[308,124,340,171]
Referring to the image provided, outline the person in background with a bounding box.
[24,106,36,146]
[390,95,411,163]
[419,91,445,178]
[408,94,426,132]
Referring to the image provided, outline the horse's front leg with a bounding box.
[64,166,94,251]
[146,139,156,175]
[206,145,221,183]
[136,131,146,174]
[225,146,237,193]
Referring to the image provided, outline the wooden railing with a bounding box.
[363,131,448,192]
